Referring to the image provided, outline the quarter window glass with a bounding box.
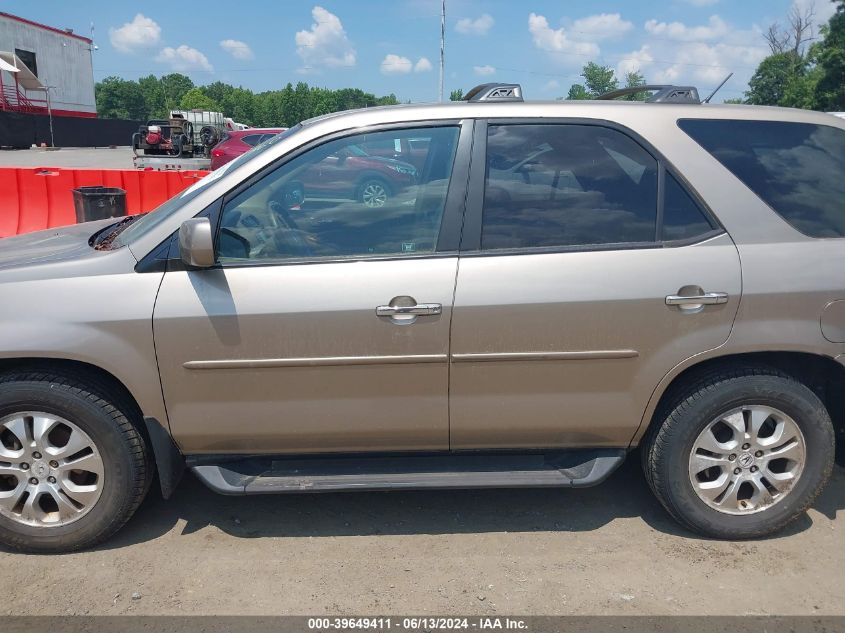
[678,119,845,238]
[481,125,658,250]
[663,172,716,241]
[241,134,264,147]
[217,126,460,262]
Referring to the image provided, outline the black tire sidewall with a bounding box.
[0,381,139,549]
[660,374,834,538]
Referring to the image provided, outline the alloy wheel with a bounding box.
[0,412,105,527]
[688,405,805,515]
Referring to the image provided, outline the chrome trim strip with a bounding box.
[184,354,448,370]
[451,350,639,363]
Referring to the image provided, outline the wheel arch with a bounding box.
[633,351,845,454]
[0,357,184,497]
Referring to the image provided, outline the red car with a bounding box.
[210,128,287,170]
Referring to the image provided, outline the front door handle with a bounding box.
[376,303,442,317]
[665,292,729,306]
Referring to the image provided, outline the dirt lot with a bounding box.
[1,457,843,616]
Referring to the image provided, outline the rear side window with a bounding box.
[241,134,264,147]
[679,119,845,238]
[482,124,658,250]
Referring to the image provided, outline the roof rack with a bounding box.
[463,83,524,102]
[597,85,701,104]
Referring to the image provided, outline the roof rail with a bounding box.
[463,83,524,102]
[597,85,701,104]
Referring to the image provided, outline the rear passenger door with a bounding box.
[449,121,742,450]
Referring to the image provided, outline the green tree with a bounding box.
[179,88,221,112]
[94,77,147,120]
[566,62,621,99]
[159,73,195,113]
[566,84,590,100]
[815,1,845,110]
[449,89,464,101]
[746,52,807,105]
[138,74,166,119]
[582,62,618,96]
[623,70,649,101]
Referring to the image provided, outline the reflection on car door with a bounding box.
[153,124,468,455]
[449,122,742,449]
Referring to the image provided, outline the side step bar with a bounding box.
[189,449,626,495]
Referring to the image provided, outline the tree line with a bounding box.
[95,74,400,127]
[96,1,845,125]
[559,0,844,110]
[742,0,844,109]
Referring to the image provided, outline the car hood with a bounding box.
[0,219,120,271]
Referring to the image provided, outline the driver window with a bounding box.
[217,126,460,263]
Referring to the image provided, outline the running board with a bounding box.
[189,450,626,495]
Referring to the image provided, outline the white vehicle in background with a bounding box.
[225,117,251,131]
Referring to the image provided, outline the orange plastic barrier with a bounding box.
[0,167,208,237]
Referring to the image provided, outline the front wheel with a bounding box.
[643,368,834,539]
[0,371,151,552]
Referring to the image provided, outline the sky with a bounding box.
[2,0,840,102]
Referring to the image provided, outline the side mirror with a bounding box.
[179,218,215,268]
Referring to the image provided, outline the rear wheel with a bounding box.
[0,371,150,552]
[643,368,834,539]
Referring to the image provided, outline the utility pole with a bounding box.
[439,0,445,102]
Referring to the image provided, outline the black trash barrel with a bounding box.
[71,186,127,223]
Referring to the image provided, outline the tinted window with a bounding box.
[481,125,658,250]
[218,126,459,262]
[679,119,845,238]
[663,172,716,241]
[241,134,265,147]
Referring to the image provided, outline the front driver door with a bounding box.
[153,123,468,455]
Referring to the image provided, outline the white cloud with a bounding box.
[645,15,729,41]
[155,45,213,72]
[793,0,837,25]
[617,45,655,77]
[611,16,768,102]
[571,13,633,40]
[381,54,413,75]
[109,14,161,53]
[528,13,600,64]
[295,6,356,71]
[414,57,433,73]
[456,13,494,36]
[220,39,254,61]
[473,64,496,76]
[542,79,560,92]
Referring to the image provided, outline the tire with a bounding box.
[357,177,391,208]
[0,370,151,553]
[643,367,834,539]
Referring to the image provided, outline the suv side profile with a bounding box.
[0,84,843,552]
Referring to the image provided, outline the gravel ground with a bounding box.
[0,147,134,169]
[0,457,842,616]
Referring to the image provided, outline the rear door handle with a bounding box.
[665,292,729,306]
[376,303,442,317]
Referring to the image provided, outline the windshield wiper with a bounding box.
[91,215,139,251]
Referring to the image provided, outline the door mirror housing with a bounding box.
[179,218,215,268]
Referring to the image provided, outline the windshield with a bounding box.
[112,125,301,248]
